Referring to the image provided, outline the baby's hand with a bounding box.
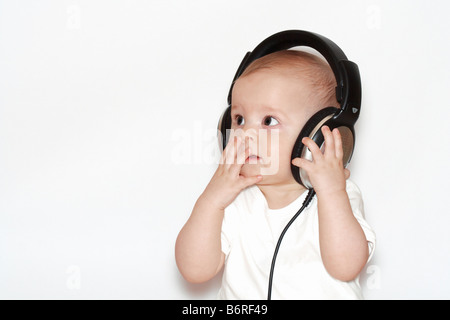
[292,126,350,196]
[201,135,263,210]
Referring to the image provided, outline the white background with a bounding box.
[1,0,449,299]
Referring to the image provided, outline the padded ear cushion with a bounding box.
[291,107,339,186]
[217,106,232,151]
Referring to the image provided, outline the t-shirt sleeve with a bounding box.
[346,180,376,262]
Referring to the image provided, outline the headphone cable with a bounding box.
[267,188,316,300]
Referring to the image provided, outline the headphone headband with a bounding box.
[227,30,362,125]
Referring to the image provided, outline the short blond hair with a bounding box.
[239,50,339,109]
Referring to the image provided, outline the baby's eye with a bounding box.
[235,115,245,126]
[263,116,279,126]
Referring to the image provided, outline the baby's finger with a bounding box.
[220,135,234,164]
[235,136,249,165]
[239,174,263,189]
[222,136,241,167]
[301,137,323,161]
[230,139,249,176]
[333,128,344,160]
[322,126,335,158]
[292,157,313,172]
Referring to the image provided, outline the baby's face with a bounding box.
[231,69,318,186]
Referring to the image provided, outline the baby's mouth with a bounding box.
[245,155,262,164]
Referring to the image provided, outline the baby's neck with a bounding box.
[257,182,307,210]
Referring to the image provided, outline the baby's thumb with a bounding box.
[241,174,263,188]
[292,157,309,169]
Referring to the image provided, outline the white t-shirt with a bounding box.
[218,180,376,300]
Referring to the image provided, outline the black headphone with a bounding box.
[217,30,362,189]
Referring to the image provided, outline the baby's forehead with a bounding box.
[234,50,337,112]
[234,68,314,100]
[234,71,335,123]
[239,50,329,79]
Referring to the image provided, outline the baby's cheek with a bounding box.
[268,131,295,161]
[260,130,279,157]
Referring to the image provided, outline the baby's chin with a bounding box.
[240,163,282,181]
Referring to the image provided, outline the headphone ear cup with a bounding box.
[217,106,232,151]
[291,107,339,188]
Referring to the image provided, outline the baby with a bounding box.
[175,50,375,299]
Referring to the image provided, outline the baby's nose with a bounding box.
[242,127,257,141]
[242,128,258,152]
